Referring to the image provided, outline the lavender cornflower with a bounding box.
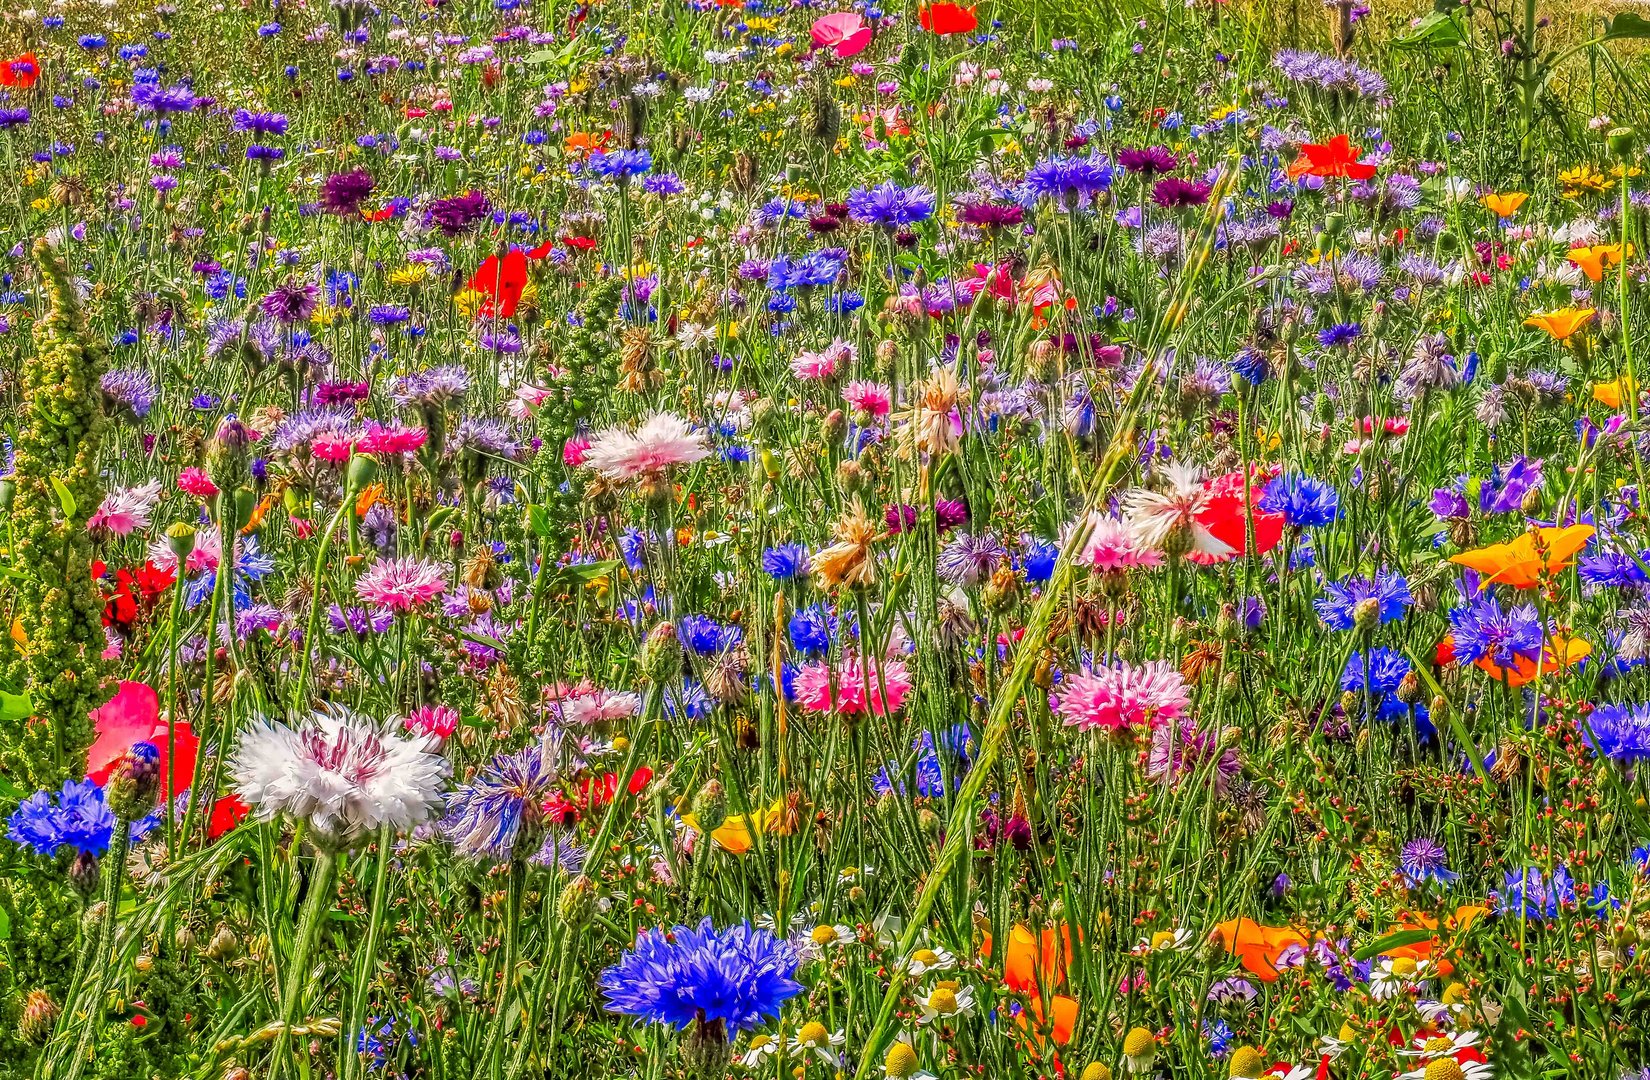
[101,368,158,419]
[1448,594,1542,668]
[936,531,1010,587]
[426,190,492,236]
[846,181,936,229]
[1400,837,1460,887]
[1582,702,1650,761]
[260,281,320,324]
[1315,570,1412,630]
[441,738,568,862]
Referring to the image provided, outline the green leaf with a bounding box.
[1396,11,1465,49]
[526,503,553,538]
[1606,13,1650,40]
[0,689,32,722]
[1353,928,1436,961]
[560,559,620,583]
[49,476,76,519]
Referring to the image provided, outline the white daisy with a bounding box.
[788,1021,846,1064]
[915,983,976,1025]
[738,1033,779,1069]
[897,945,957,977]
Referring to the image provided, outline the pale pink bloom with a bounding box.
[508,383,552,421]
[177,466,220,498]
[1147,718,1239,793]
[811,11,872,57]
[405,704,460,741]
[1064,511,1163,573]
[88,480,163,536]
[1052,660,1190,732]
[550,684,642,725]
[791,339,854,382]
[842,380,893,419]
[795,654,912,717]
[102,626,123,661]
[1119,462,1235,559]
[356,556,447,612]
[583,411,710,483]
[147,527,221,576]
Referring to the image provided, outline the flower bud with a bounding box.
[639,622,682,683]
[106,741,161,821]
[557,875,596,929]
[18,989,59,1046]
[206,923,241,962]
[1608,126,1638,159]
[166,522,198,562]
[682,1016,732,1078]
[347,452,380,495]
[691,780,728,833]
[69,851,99,898]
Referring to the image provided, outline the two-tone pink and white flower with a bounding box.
[88,480,163,536]
[582,411,710,483]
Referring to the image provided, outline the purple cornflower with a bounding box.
[259,281,320,324]
[1151,177,1212,208]
[1118,146,1178,175]
[1448,594,1542,668]
[426,189,492,236]
[1400,837,1459,887]
[1582,702,1650,761]
[101,368,158,418]
[846,181,936,229]
[319,169,376,216]
[936,531,1010,587]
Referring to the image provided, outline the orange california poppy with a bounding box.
[985,923,1077,994]
[1380,906,1486,976]
[0,53,39,90]
[1014,992,1079,1047]
[1470,634,1591,687]
[1212,918,1311,982]
[918,2,978,35]
[562,130,612,158]
[1286,135,1377,181]
[1448,524,1594,589]
[1567,244,1631,283]
[1480,192,1528,218]
[677,799,784,854]
[1523,307,1596,341]
[1593,375,1636,409]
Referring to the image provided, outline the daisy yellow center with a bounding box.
[1442,981,1468,1004]
[927,987,958,1014]
[797,1021,829,1046]
[1228,1046,1267,1079]
[1424,1037,1455,1053]
[1150,930,1176,949]
[884,1043,919,1079]
[1122,1028,1156,1058]
[1390,957,1418,976]
[1424,1059,1465,1080]
[912,948,939,966]
[1338,1022,1356,1042]
[750,1035,774,1051]
[812,925,839,945]
[1081,1065,1113,1080]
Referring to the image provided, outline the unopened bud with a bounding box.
[691,780,728,833]
[18,989,59,1046]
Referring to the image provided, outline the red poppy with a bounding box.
[563,235,598,251]
[87,681,199,801]
[0,52,40,90]
[1286,134,1377,181]
[1190,469,1286,565]
[918,2,977,35]
[465,247,528,318]
[208,795,250,839]
[525,239,558,260]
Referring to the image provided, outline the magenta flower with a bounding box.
[356,556,447,612]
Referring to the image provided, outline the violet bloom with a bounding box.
[426,189,492,236]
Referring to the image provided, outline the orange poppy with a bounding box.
[1286,135,1377,181]
[1593,375,1636,408]
[984,925,1079,1051]
[1567,244,1632,283]
[1523,307,1596,341]
[1212,918,1312,982]
[1014,992,1078,1047]
[1449,524,1594,589]
[1380,906,1486,976]
[1480,192,1528,218]
[354,481,386,519]
[1469,634,1590,687]
[562,130,612,158]
[918,2,978,35]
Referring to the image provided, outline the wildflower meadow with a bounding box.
[5,0,1650,1078]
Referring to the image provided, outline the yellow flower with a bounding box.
[1593,375,1636,409]
[1523,307,1596,341]
[1610,162,1643,180]
[311,304,347,328]
[388,263,430,288]
[1558,165,1609,196]
[1481,192,1528,218]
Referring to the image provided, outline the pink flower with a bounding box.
[1147,718,1239,793]
[842,380,893,419]
[405,704,460,741]
[1052,660,1189,732]
[795,654,912,717]
[563,435,591,467]
[147,528,220,575]
[811,11,873,57]
[178,466,220,498]
[791,339,854,381]
[583,412,709,483]
[312,433,356,463]
[550,683,642,725]
[1066,512,1163,573]
[290,516,315,539]
[508,383,553,421]
[88,480,162,537]
[356,556,447,612]
[356,422,427,456]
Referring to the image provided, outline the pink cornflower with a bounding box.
[147,527,220,576]
[1052,660,1190,732]
[508,383,552,420]
[563,435,590,467]
[405,704,460,741]
[312,431,357,463]
[549,683,642,725]
[357,422,428,456]
[582,411,709,483]
[795,654,912,717]
[88,480,163,537]
[1147,718,1239,793]
[790,339,854,382]
[355,556,447,612]
[178,466,220,498]
[842,380,893,420]
[1066,511,1163,573]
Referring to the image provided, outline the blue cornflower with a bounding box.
[6,779,117,858]
[1399,837,1459,887]
[1024,153,1114,205]
[1340,648,1411,695]
[1203,1019,1234,1059]
[1498,865,1613,921]
[1019,535,1059,584]
[600,918,802,1032]
[643,173,685,197]
[1257,473,1340,528]
[845,181,936,229]
[1448,594,1542,668]
[1317,322,1362,348]
[1581,702,1650,761]
[186,534,275,611]
[788,605,833,654]
[1314,569,1412,630]
[678,614,743,656]
[1578,550,1650,588]
[589,149,652,182]
[441,738,566,862]
[761,543,810,580]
